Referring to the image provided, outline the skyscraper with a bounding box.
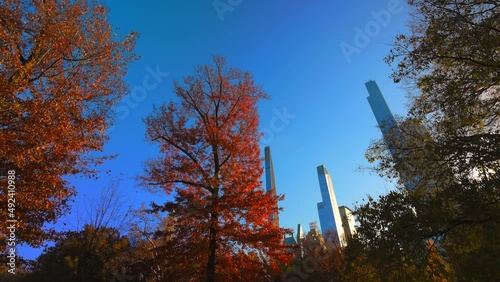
[264,146,279,226]
[338,206,356,240]
[316,165,346,247]
[296,223,304,245]
[309,221,319,234]
[365,80,402,159]
[366,80,420,189]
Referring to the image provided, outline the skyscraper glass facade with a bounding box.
[316,165,345,246]
[365,80,402,158]
[264,146,279,226]
[366,80,420,189]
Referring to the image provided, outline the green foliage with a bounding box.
[23,225,131,282]
[361,0,499,280]
[354,191,453,281]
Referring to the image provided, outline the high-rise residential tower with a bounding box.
[338,206,356,240]
[316,165,346,247]
[264,146,279,227]
[366,80,422,189]
[365,80,402,159]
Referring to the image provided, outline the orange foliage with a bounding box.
[0,0,136,247]
[425,240,452,281]
[141,56,293,281]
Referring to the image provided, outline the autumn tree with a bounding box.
[0,0,137,247]
[0,257,31,282]
[10,178,137,281]
[281,229,378,282]
[71,177,133,233]
[24,225,131,282]
[282,230,347,282]
[141,56,293,281]
[125,204,177,282]
[361,0,499,280]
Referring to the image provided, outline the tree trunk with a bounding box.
[207,210,218,282]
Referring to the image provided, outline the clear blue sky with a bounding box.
[21,0,411,258]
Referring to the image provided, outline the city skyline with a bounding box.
[266,147,358,245]
[266,80,405,244]
[6,1,494,279]
[18,1,410,259]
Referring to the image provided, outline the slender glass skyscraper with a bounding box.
[316,165,345,246]
[264,146,279,226]
[365,80,402,159]
[366,80,419,189]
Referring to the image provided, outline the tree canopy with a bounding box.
[359,0,499,280]
[141,55,293,281]
[0,0,137,247]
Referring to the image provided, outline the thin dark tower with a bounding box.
[264,146,280,226]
